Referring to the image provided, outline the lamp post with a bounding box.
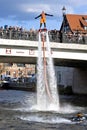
[61,6,66,42]
[62,6,66,33]
[62,6,66,16]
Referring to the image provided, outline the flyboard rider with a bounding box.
[35,11,54,102]
[35,11,53,29]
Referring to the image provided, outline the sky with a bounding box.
[0,0,87,30]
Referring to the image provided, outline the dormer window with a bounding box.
[84,26,87,30]
[85,19,87,22]
[82,17,87,22]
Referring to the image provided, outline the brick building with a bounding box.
[0,63,36,78]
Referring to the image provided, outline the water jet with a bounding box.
[37,29,60,111]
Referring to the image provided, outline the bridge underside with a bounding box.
[54,58,87,68]
[0,56,87,68]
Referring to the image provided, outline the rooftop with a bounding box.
[66,14,87,32]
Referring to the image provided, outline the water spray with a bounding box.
[37,29,59,111]
[41,31,53,102]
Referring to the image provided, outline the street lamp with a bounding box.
[62,6,66,32]
[61,6,66,42]
[62,6,66,16]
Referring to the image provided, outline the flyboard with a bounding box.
[38,28,53,102]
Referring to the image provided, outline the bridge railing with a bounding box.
[0,29,38,41]
[0,29,87,44]
[61,33,87,44]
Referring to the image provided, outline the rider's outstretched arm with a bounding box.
[45,13,53,17]
[35,14,41,19]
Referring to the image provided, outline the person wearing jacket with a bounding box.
[35,11,53,29]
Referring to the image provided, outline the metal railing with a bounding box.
[0,29,87,44]
[61,33,87,44]
[0,29,38,41]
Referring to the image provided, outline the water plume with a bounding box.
[37,31,60,111]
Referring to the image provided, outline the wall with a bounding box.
[55,66,74,88]
[73,68,87,94]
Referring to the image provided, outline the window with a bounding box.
[57,71,61,83]
[17,64,25,67]
[85,19,87,22]
[84,26,87,30]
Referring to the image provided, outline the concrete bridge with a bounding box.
[0,38,87,94]
[0,38,87,67]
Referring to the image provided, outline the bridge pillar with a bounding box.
[72,68,87,94]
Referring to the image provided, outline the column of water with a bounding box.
[46,31,60,111]
[37,31,60,111]
[37,32,47,110]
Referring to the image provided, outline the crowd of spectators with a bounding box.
[62,31,87,44]
[0,25,87,44]
[0,25,38,41]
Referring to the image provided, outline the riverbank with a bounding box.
[0,81,36,92]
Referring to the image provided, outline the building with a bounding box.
[60,14,87,34]
[60,14,87,43]
[0,63,36,78]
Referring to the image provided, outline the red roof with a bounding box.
[66,14,87,32]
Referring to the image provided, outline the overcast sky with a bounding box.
[0,0,87,30]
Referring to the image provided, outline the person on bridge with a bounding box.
[35,11,53,29]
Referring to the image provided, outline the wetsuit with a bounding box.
[35,11,53,28]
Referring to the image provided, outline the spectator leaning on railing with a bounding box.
[0,25,87,43]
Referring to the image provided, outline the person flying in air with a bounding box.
[35,11,53,29]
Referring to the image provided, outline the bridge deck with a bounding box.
[0,38,87,67]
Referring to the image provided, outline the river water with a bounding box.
[0,90,87,130]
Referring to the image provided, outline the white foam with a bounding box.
[19,115,72,124]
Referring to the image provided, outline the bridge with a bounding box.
[0,38,87,67]
[0,38,87,94]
